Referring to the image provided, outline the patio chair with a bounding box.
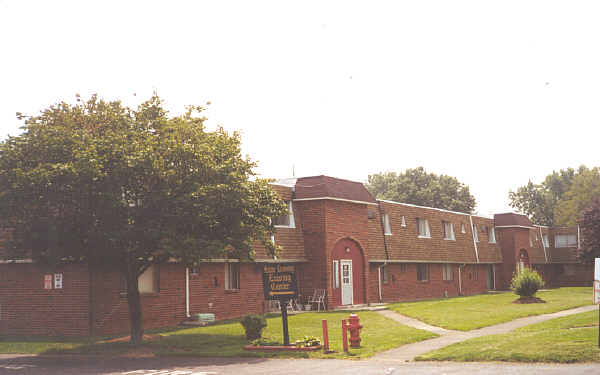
[308,289,327,311]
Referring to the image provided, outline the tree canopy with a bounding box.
[578,197,600,264]
[508,166,600,226]
[366,167,476,213]
[0,95,287,343]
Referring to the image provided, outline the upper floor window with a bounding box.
[442,221,455,240]
[383,214,392,235]
[473,224,479,242]
[417,218,431,238]
[461,223,466,233]
[401,215,406,228]
[555,234,577,248]
[542,234,550,247]
[488,227,496,243]
[273,201,295,228]
[529,236,533,247]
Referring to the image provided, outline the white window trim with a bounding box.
[417,218,431,238]
[461,223,466,234]
[401,216,407,228]
[333,260,339,289]
[488,227,496,243]
[225,263,240,290]
[443,221,455,241]
[274,201,295,228]
[383,213,392,235]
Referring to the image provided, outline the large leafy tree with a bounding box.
[555,168,600,226]
[0,95,287,344]
[366,167,476,213]
[579,197,600,263]
[508,166,596,226]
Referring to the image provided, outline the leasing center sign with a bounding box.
[263,263,298,299]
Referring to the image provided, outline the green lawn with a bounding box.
[389,287,592,331]
[417,309,600,363]
[0,311,436,359]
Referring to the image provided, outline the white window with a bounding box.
[138,265,159,294]
[417,218,431,238]
[555,234,577,248]
[529,236,533,247]
[383,214,392,235]
[225,263,240,290]
[273,201,295,228]
[461,223,466,233]
[473,224,479,242]
[401,216,406,227]
[333,260,339,289]
[542,234,549,247]
[442,221,455,240]
[488,227,496,243]
[54,273,63,289]
[443,264,453,281]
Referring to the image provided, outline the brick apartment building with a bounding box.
[0,175,593,337]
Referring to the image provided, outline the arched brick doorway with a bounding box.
[331,238,365,306]
[518,249,530,272]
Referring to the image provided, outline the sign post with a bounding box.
[595,259,600,348]
[263,263,298,346]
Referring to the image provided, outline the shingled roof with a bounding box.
[294,175,377,204]
[494,213,534,227]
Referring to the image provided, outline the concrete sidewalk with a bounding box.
[372,304,597,362]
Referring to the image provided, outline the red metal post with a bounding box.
[322,319,329,352]
[341,319,349,352]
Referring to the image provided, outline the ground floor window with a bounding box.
[442,264,453,281]
[417,264,429,281]
[382,265,389,283]
[400,263,407,272]
[138,265,159,294]
[225,263,240,290]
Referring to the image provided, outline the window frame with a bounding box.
[383,213,392,235]
[225,263,240,290]
[138,265,159,295]
[442,264,453,281]
[273,201,295,228]
[442,221,455,241]
[555,234,577,248]
[401,216,406,228]
[417,218,431,238]
[473,224,479,242]
[417,264,429,281]
[488,227,496,243]
[542,234,550,248]
[382,265,389,284]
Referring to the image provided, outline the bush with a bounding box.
[510,268,544,298]
[240,314,267,341]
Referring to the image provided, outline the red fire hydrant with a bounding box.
[347,313,363,348]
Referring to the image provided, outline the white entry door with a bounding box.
[341,259,353,305]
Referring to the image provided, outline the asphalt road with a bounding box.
[1,355,599,375]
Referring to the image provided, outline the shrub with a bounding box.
[510,268,544,298]
[240,314,267,341]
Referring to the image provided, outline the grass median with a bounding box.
[0,310,436,360]
[389,287,592,331]
[417,309,600,363]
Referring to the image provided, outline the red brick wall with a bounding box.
[372,263,489,302]
[294,200,327,300]
[90,263,187,337]
[188,262,267,321]
[0,263,90,337]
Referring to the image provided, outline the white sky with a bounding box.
[1,0,599,217]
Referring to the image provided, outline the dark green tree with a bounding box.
[508,166,593,226]
[579,197,600,263]
[366,167,476,213]
[0,95,287,344]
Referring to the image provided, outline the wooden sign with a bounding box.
[263,263,298,300]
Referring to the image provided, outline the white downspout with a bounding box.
[577,225,581,249]
[378,266,382,302]
[540,227,548,263]
[185,267,190,318]
[458,265,463,295]
[469,215,479,263]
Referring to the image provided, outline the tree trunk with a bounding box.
[125,268,144,345]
